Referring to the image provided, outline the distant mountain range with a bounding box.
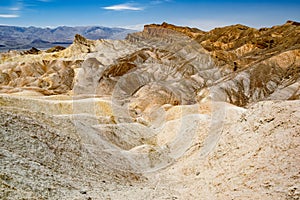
[0,25,136,51]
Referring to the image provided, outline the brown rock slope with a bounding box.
[131,21,300,106]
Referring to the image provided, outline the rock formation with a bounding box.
[0,21,299,199]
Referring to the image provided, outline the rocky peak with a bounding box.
[74,34,92,46]
[23,47,40,55]
[143,22,205,38]
[285,20,300,26]
[70,34,96,54]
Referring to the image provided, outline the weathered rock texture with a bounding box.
[0,21,299,199]
[130,21,300,106]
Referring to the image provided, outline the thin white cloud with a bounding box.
[9,7,21,11]
[0,14,20,18]
[151,0,172,5]
[103,3,143,11]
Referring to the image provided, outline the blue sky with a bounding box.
[0,0,299,30]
